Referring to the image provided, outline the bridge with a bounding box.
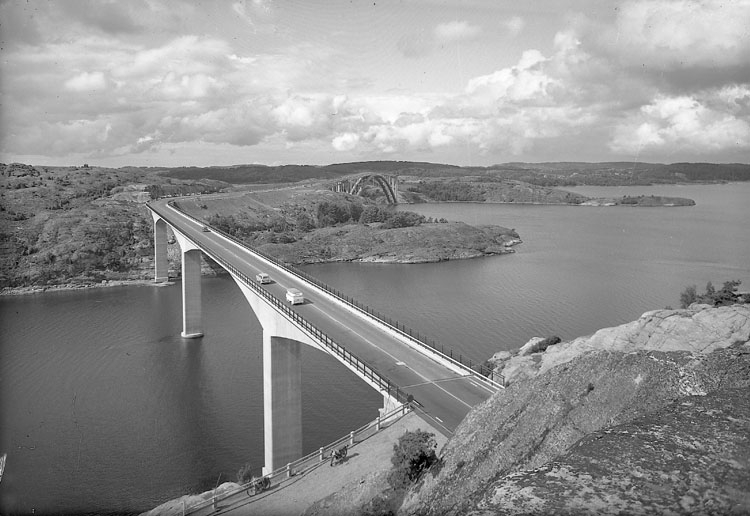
[147,198,501,474]
[331,173,399,204]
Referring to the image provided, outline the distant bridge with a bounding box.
[146,198,500,474]
[331,174,399,204]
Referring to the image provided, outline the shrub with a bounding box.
[359,205,386,224]
[388,429,438,489]
[381,210,425,229]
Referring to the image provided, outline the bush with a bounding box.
[359,205,386,224]
[381,210,425,229]
[388,429,438,489]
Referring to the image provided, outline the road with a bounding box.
[149,199,497,435]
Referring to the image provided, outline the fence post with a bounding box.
[349,431,355,445]
[376,415,381,431]
[286,463,292,478]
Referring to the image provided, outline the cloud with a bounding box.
[434,20,482,43]
[332,133,360,151]
[64,71,108,92]
[610,0,750,69]
[610,87,750,154]
[329,41,599,158]
[465,49,557,104]
[3,0,748,165]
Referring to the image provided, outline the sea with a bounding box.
[1,182,748,515]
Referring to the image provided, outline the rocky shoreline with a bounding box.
[0,278,165,296]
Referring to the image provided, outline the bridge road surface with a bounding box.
[150,200,498,435]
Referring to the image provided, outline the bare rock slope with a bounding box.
[399,304,750,516]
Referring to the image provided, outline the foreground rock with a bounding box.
[399,304,750,516]
[491,303,750,386]
[485,387,749,515]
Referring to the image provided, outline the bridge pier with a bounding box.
[180,248,203,338]
[151,214,169,283]
[262,334,302,474]
[170,231,204,339]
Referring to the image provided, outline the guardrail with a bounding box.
[154,200,504,388]
[182,402,413,515]
[148,203,412,406]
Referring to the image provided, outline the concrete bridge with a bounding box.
[147,199,501,474]
[331,173,399,204]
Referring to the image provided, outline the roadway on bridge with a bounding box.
[150,199,498,435]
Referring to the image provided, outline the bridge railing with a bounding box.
[182,402,413,515]
[149,202,413,405]
[157,201,503,387]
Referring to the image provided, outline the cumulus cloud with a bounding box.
[610,0,750,69]
[329,42,599,158]
[610,89,750,154]
[332,132,360,151]
[3,0,748,165]
[465,49,558,104]
[64,71,108,92]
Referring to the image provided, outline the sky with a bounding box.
[1,0,749,168]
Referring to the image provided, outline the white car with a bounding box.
[285,288,304,305]
[255,273,271,284]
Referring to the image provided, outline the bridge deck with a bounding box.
[150,200,498,434]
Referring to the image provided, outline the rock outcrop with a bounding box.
[399,304,750,516]
[482,387,750,515]
[491,303,750,386]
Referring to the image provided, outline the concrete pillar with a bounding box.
[181,248,203,338]
[152,216,169,283]
[263,334,302,474]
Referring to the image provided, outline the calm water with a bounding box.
[1,183,749,514]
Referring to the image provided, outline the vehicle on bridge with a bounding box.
[201,225,210,232]
[255,273,272,284]
[286,288,304,305]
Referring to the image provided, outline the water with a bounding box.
[0,281,381,514]
[1,183,748,514]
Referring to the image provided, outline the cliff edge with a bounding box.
[399,304,750,516]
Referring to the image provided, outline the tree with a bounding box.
[388,429,438,489]
[679,285,698,308]
[359,205,385,224]
[679,280,745,308]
